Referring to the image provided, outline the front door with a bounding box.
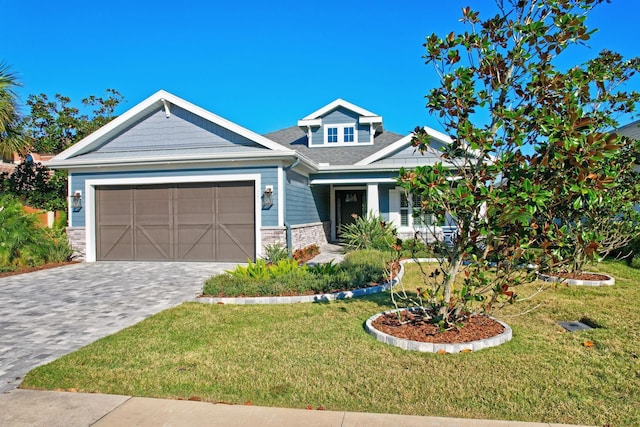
[336,189,366,237]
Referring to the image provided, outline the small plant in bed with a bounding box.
[202,249,393,297]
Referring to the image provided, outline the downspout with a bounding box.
[283,157,301,257]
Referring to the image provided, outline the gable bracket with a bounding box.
[161,98,171,118]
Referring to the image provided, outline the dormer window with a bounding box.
[325,124,357,144]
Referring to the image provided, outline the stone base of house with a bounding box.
[261,221,330,252]
[66,226,86,261]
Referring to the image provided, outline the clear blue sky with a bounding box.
[4,0,640,136]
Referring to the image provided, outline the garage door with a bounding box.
[95,182,255,261]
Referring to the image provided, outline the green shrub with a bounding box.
[202,249,395,297]
[0,195,73,268]
[263,243,289,263]
[401,238,434,259]
[226,259,270,281]
[339,213,396,251]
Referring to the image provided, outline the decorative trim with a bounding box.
[300,98,381,121]
[277,166,285,227]
[83,173,262,262]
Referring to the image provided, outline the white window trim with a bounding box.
[389,189,436,232]
[322,123,359,145]
[83,174,262,262]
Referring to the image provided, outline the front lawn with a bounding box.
[22,261,640,426]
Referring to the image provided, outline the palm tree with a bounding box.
[0,62,28,161]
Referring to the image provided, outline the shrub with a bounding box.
[339,214,396,251]
[263,243,289,264]
[0,195,73,268]
[292,244,320,263]
[401,238,434,259]
[202,249,395,297]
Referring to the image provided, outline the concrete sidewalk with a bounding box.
[0,389,592,427]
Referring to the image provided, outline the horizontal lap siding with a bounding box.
[69,166,278,227]
[285,171,328,225]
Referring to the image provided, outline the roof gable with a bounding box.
[297,99,382,128]
[50,90,292,166]
[355,126,452,165]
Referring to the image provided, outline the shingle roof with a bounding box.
[264,126,405,166]
[617,120,640,140]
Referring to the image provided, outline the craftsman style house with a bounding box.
[49,90,452,262]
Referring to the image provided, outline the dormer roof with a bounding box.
[297,98,383,130]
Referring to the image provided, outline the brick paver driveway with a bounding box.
[0,261,235,393]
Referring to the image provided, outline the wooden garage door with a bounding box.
[96,182,255,262]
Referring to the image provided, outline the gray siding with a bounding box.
[72,105,267,160]
[357,123,370,144]
[322,107,360,124]
[318,107,371,145]
[373,139,446,166]
[378,184,395,222]
[285,171,327,225]
[69,166,279,227]
[310,126,323,146]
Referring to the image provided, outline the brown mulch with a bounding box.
[555,272,611,281]
[372,311,505,344]
[0,261,79,278]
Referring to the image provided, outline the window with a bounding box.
[400,192,434,227]
[327,127,338,143]
[324,124,357,144]
[343,126,354,142]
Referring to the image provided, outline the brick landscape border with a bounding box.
[364,310,512,354]
[538,272,615,286]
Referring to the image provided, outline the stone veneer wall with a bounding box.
[66,226,86,261]
[290,221,329,249]
[261,221,330,253]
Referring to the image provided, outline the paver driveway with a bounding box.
[0,261,235,393]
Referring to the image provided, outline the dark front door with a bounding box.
[336,189,366,237]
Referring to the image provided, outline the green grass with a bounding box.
[22,261,640,425]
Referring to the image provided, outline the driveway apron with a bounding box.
[0,262,234,393]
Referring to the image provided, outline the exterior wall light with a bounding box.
[262,186,273,209]
[71,190,83,212]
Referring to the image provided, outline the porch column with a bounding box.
[367,183,379,217]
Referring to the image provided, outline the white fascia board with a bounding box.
[355,126,453,166]
[310,177,396,185]
[301,98,380,120]
[47,151,298,170]
[297,118,321,127]
[354,133,414,166]
[51,90,291,163]
[358,116,383,125]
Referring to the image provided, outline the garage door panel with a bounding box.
[176,224,214,260]
[96,182,255,262]
[98,225,133,260]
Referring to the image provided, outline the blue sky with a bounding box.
[4,0,640,136]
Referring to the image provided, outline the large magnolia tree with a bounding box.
[395,0,640,327]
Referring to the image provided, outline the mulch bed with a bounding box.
[554,272,611,281]
[0,261,79,279]
[372,311,505,344]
